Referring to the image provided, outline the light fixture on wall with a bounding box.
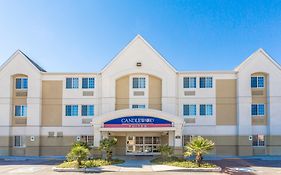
[136,62,142,67]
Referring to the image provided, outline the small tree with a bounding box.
[67,145,90,166]
[184,136,214,167]
[99,138,117,161]
[159,144,173,159]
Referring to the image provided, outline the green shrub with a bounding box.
[98,138,117,161]
[57,159,125,168]
[66,145,90,166]
[159,144,173,158]
[57,161,79,168]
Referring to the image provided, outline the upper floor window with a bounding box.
[252,135,265,147]
[183,77,196,88]
[65,105,78,116]
[16,78,28,89]
[251,104,265,116]
[82,78,95,89]
[15,105,27,117]
[133,77,146,88]
[183,104,196,116]
[200,104,213,116]
[66,78,79,89]
[199,77,212,88]
[251,76,264,88]
[81,105,94,116]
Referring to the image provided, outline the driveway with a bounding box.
[0,156,281,174]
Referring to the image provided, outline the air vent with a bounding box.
[82,118,92,124]
[184,118,195,123]
[252,90,263,96]
[16,91,27,97]
[83,91,94,96]
[15,118,27,124]
[184,91,196,96]
[134,91,144,96]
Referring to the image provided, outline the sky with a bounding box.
[0,0,281,72]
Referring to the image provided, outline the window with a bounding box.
[183,135,193,146]
[82,78,95,89]
[132,77,146,88]
[16,78,28,89]
[183,77,196,88]
[251,76,264,88]
[183,104,196,116]
[132,104,146,109]
[251,104,265,116]
[14,136,24,147]
[15,105,27,117]
[81,105,94,116]
[252,135,265,147]
[66,78,79,89]
[200,104,213,116]
[65,105,78,116]
[81,135,94,146]
[199,77,213,88]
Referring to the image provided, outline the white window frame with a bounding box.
[66,78,79,89]
[199,104,213,116]
[81,135,94,147]
[81,105,94,116]
[132,104,146,109]
[252,135,265,147]
[15,105,27,117]
[15,77,28,90]
[14,136,25,148]
[132,77,146,89]
[65,105,79,116]
[199,77,213,88]
[183,104,196,117]
[183,77,196,88]
[251,104,265,116]
[251,76,264,88]
[82,77,95,89]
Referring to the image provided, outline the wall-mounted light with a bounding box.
[136,62,142,67]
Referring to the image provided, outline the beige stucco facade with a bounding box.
[0,35,281,156]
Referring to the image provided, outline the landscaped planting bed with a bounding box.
[151,157,217,168]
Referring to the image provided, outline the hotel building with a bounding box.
[0,35,281,156]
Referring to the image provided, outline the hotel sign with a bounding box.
[104,116,172,128]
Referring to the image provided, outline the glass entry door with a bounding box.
[126,136,161,155]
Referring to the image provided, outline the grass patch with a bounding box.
[151,157,217,168]
[57,159,124,168]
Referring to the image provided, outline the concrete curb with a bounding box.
[53,166,222,173]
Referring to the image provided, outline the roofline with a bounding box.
[0,50,46,73]
[101,34,177,73]
[234,48,281,71]
[42,72,99,75]
[178,70,237,74]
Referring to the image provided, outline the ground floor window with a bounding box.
[14,136,25,147]
[81,135,94,146]
[252,135,265,147]
[183,135,193,146]
[126,136,160,154]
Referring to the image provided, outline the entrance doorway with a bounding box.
[126,136,161,155]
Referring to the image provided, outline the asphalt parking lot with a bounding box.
[0,158,281,175]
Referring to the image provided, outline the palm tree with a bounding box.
[184,136,214,167]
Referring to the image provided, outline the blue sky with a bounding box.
[0,0,281,72]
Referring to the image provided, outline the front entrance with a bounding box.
[126,136,161,155]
